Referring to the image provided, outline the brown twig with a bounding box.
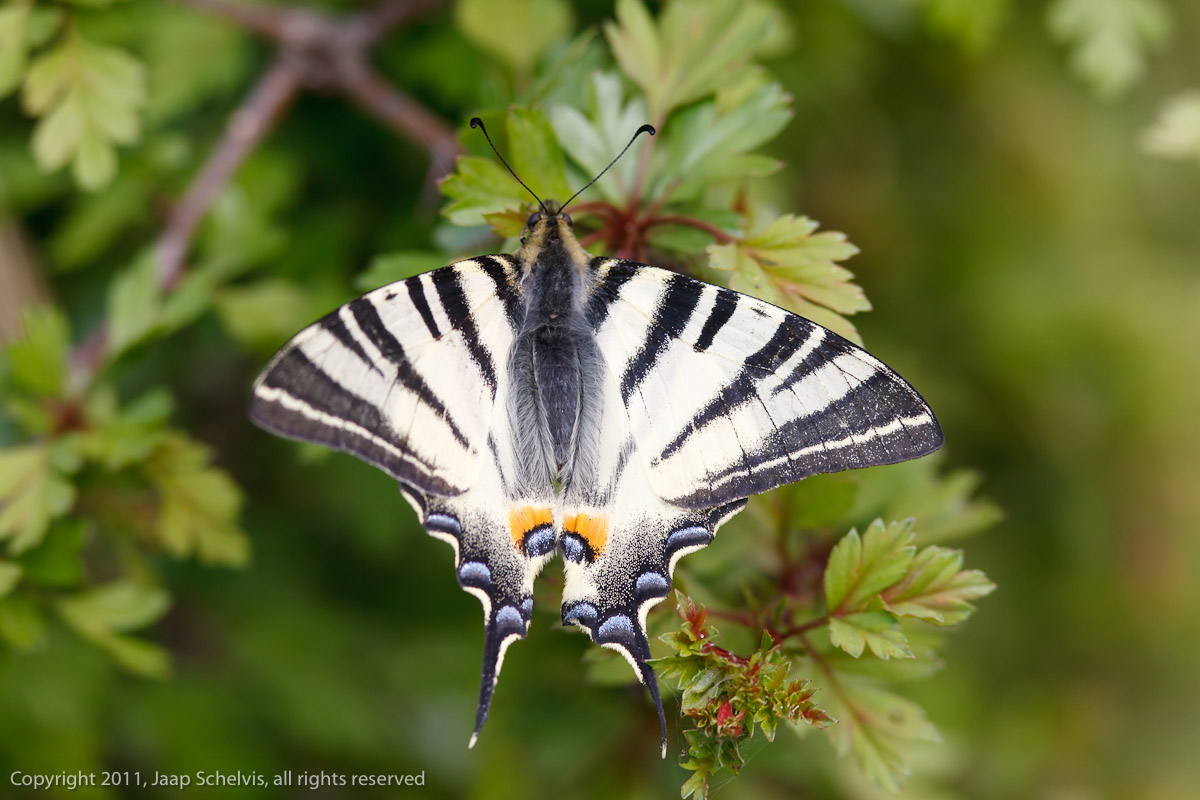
[65,0,456,387]
[156,56,300,291]
[644,214,737,244]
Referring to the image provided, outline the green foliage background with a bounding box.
[1,0,1199,798]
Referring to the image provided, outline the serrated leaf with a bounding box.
[707,214,866,343]
[829,609,913,659]
[549,71,648,205]
[456,0,572,74]
[3,306,69,398]
[145,435,249,566]
[56,580,171,678]
[441,154,536,227]
[825,519,917,614]
[506,107,573,202]
[22,28,145,190]
[1048,0,1169,98]
[78,387,172,470]
[883,546,996,624]
[0,443,78,553]
[822,677,941,791]
[0,560,20,597]
[1142,90,1200,165]
[605,0,778,120]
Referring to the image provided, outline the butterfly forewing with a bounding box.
[587,259,943,509]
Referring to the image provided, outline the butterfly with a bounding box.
[248,120,943,756]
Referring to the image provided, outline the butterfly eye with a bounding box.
[526,212,543,228]
[560,212,572,226]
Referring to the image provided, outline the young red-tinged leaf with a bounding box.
[824,519,917,615]
[829,609,914,660]
[883,546,997,625]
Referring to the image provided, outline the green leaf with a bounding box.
[78,386,172,469]
[105,251,161,358]
[0,594,45,650]
[215,279,318,349]
[0,3,31,99]
[1047,0,1169,98]
[143,5,250,125]
[882,546,996,625]
[456,0,572,74]
[146,434,249,567]
[1142,90,1200,165]
[708,214,865,343]
[355,251,448,291]
[506,107,573,202]
[605,0,779,120]
[23,27,145,190]
[549,71,648,204]
[0,442,78,553]
[822,676,941,791]
[441,154,536,227]
[0,560,20,597]
[16,518,84,587]
[920,0,1009,52]
[829,608,913,660]
[2,306,70,398]
[824,519,916,615]
[56,580,171,678]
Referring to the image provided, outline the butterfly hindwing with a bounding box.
[250,255,553,743]
[586,259,944,510]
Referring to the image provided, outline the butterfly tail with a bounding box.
[469,604,529,748]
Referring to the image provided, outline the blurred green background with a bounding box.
[1,0,1199,798]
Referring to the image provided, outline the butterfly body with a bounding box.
[249,207,943,756]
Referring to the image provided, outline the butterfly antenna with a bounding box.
[470,117,548,215]
[560,123,656,213]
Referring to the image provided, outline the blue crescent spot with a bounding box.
[666,526,710,550]
[636,572,669,596]
[458,561,492,586]
[562,602,598,627]
[425,513,462,536]
[598,615,635,641]
[560,536,585,563]
[521,597,534,617]
[496,606,524,631]
[524,527,556,557]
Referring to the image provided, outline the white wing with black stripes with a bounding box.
[585,259,943,509]
[548,258,943,753]
[249,255,556,747]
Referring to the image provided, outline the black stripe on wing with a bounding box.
[347,299,473,450]
[249,349,459,496]
[619,274,704,404]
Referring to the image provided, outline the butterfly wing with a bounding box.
[586,260,943,508]
[249,255,554,745]
[557,258,943,752]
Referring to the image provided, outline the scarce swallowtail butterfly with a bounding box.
[249,120,943,756]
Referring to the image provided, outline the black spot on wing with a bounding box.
[347,298,473,450]
[619,274,704,404]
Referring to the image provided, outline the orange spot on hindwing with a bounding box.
[508,506,553,556]
[564,513,609,559]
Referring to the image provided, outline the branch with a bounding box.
[644,214,737,244]
[155,56,300,291]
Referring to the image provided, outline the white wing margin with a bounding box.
[584,259,944,510]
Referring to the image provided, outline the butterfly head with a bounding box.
[517,201,589,269]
